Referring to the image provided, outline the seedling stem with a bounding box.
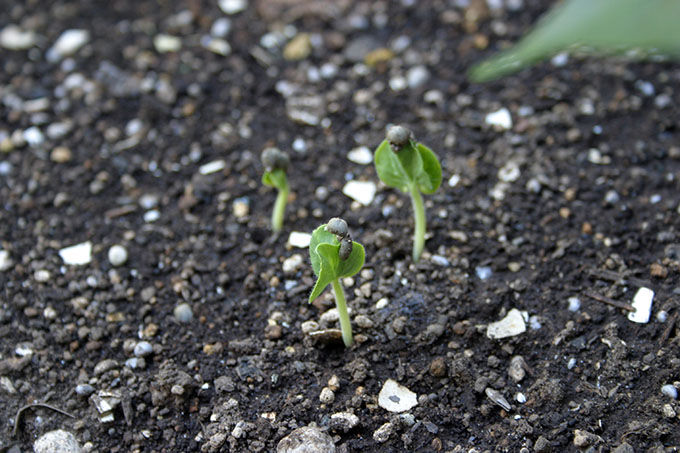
[272,176,289,233]
[331,278,353,347]
[408,183,426,262]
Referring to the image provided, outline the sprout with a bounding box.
[309,218,365,348]
[374,125,442,262]
[261,148,290,232]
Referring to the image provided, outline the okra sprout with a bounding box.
[261,147,290,232]
[374,125,442,262]
[308,218,365,347]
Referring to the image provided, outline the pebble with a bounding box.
[144,209,160,222]
[93,359,118,375]
[498,161,520,182]
[108,244,128,267]
[373,422,394,443]
[282,254,304,274]
[154,34,181,53]
[486,308,526,339]
[508,356,526,382]
[516,392,526,404]
[199,159,226,175]
[378,379,418,412]
[34,269,51,282]
[75,384,95,396]
[388,76,407,91]
[211,18,231,38]
[628,287,654,323]
[300,320,319,334]
[0,24,37,50]
[47,29,90,62]
[429,357,447,377]
[406,65,429,88]
[330,412,359,432]
[277,426,335,453]
[232,197,249,218]
[50,146,73,163]
[218,0,247,15]
[319,387,335,404]
[287,232,311,248]
[485,387,511,411]
[475,266,492,280]
[485,108,512,130]
[567,296,581,312]
[174,303,193,323]
[201,36,231,56]
[573,429,602,448]
[59,241,93,266]
[0,250,13,271]
[661,384,678,399]
[34,430,83,453]
[430,255,450,266]
[133,341,153,357]
[284,33,311,61]
[342,180,376,206]
[347,146,373,165]
[24,126,45,147]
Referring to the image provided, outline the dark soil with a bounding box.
[1,0,679,452]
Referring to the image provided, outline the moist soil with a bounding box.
[1,1,679,452]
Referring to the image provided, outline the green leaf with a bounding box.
[415,144,442,195]
[374,140,410,191]
[262,168,288,191]
[469,0,680,82]
[395,142,423,182]
[308,224,366,303]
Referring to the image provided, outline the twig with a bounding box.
[586,268,650,289]
[584,291,635,312]
[658,312,677,346]
[12,403,75,437]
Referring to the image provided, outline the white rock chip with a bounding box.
[287,231,311,248]
[378,379,418,413]
[628,287,654,323]
[174,303,193,323]
[485,107,513,130]
[34,429,82,453]
[282,254,304,274]
[47,29,90,62]
[661,384,678,399]
[498,161,520,182]
[199,159,226,175]
[154,34,181,53]
[277,426,335,453]
[486,308,526,339]
[342,180,376,206]
[0,250,12,271]
[218,0,247,15]
[108,245,128,267]
[347,146,373,165]
[59,241,92,265]
[0,25,37,50]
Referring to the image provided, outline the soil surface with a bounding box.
[1,1,679,452]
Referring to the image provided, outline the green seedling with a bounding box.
[374,125,442,262]
[261,148,290,232]
[309,218,365,347]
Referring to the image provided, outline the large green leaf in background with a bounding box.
[469,0,680,82]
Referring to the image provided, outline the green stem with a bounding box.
[331,278,353,347]
[408,184,426,262]
[272,178,289,233]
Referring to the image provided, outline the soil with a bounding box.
[1,0,679,452]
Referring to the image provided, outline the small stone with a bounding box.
[75,384,95,396]
[342,180,376,206]
[199,159,226,175]
[567,296,581,312]
[319,387,335,404]
[93,359,118,376]
[347,146,373,165]
[628,287,654,324]
[650,263,668,278]
[612,442,635,453]
[287,232,311,248]
[282,254,304,274]
[661,384,678,399]
[51,146,73,163]
[300,320,319,334]
[329,412,359,432]
[373,422,394,443]
[328,375,340,391]
[486,308,526,339]
[24,127,45,147]
[211,18,231,37]
[34,430,82,453]
[174,303,193,323]
[475,266,492,280]
[533,436,551,453]
[233,197,249,218]
[0,24,37,50]
[133,341,153,357]
[378,379,418,413]
[218,0,247,15]
[284,33,311,61]
[153,34,181,53]
[364,48,394,67]
[34,269,51,282]
[406,65,429,88]
[47,29,90,62]
[108,245,128,267]
[144,210,160,222]
[0,250,13,271]
[277,426,335,453]
[264,324,283,340]
[485,387,511,411]
[59,241,92,266]
[573,429,602,448]
[429,357,447,377]
[201,36,231,56]
[485,107,512,130]
[508,356,526,382]
[498,161,520,182]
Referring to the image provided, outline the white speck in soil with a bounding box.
[475,266,492,280]
[661,384,678,399]
[567,297,581,312]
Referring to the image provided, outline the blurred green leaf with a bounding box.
[469,0,680,82]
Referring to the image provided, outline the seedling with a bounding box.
[261,148,290,232]
[309,218,365,347]
[374,125,442,262]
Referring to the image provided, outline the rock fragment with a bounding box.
[486,308,526,339]
[277,426,335,453]
[378,379,418,413]
[34,430,82,453]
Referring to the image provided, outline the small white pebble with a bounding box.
[485,108,512,130]
[389,76,407,91]
[300,320,319,334]
[656,310,668,322]
[342,180,376,206]
[153,34,182,53]
[319,387,335,404]
[134,341,153,357]
[144,210,160,222]
[59,241,92,266]
[0,250,13,271]
[516,392,527,404]
[287,232,311,248]
[551,52,569,67]
[174,303,193,323]
[448,174,461,188]
[498,162,520,182]
[567,297,581,312]
[430,255,450,267]
[628,287,654,324]
[475,266,492,280]
[232,197,249,218]
[47,29,90,62]
[375,297,389,309]
[282,254,304,274]
[218,0,247,14]
[43,306,57,320]
[347,146,373,165]
[108,245,128,267]
[34,269,51,282]
[567,357,577,370]
[661,384,678,399]
[199,159,226,175]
